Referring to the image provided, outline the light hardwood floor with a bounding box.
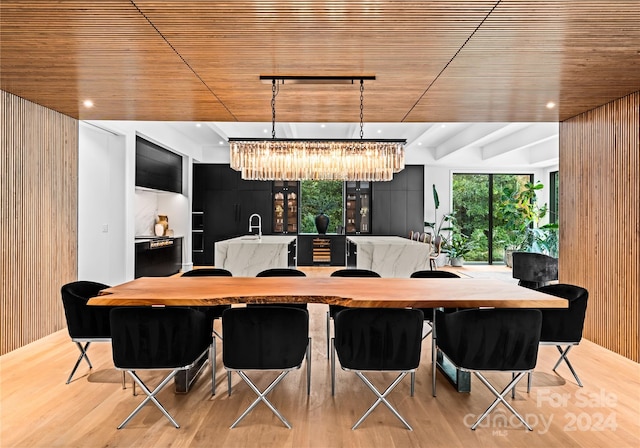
[1,267,639,447]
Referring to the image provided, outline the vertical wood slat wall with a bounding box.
[559,91,640,362]
[1,91,78,355]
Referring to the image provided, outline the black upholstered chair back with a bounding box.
[61,281,112,339]
[328,269,381,321]
[181,268,232,320]
[410,270,460,316]
[436,308,542,371]
[223,306,309,370]
[410,270,460,279]
[256,268,306,277]
[250,268,307,309]
[334,308,423,371]
[325,269,381,359]
[110,307,212,369]
[181,268,233,277]
[331,268,381,278]
[512,252,559,289]
[536,284,588,343]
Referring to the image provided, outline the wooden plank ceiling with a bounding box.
[1,1,639,123]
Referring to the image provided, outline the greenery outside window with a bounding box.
[299,180,343,234]
[452,173,533,264]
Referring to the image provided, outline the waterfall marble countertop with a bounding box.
[347,236,431,277]
[214,235,297,277]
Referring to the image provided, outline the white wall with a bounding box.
[78,123,128,285]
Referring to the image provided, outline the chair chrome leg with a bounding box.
[553,345,583,387]
[231,371,291,429]
[331,338,336,396]
[227,371,232,396]
[472,371,531,431]
[306,338,312,396]
[432,312,437,397]
[410,371,415,397]
[511,372,516,399]
[326,310,331,359]
[66,342,92,384]
[211,337,217,396]
[352,371,412,430]
[527,371,532,392]
[118,370,180,429]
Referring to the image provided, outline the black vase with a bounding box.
[315,212,329,234]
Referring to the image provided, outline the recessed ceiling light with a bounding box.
[418,142,422,146]
[546,101,556,109]
[320,124,326,128]
[263,129,268,133]
[83,99,94,108]
[196,123,202,127]
[440,124,446,128]
[219,141,224,145]
[377,129,382,133]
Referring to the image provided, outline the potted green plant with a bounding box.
[496,181,559,266]
[445,229,475,266]
[424,184,455,245]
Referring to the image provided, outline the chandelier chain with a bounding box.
[271,79,277,139]
[359,80,364,139]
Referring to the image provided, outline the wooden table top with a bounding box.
[89,276,567,309]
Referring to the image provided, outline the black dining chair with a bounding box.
[221,306,311,428]
[181,267,233,396]
[528,283,589,390]
[181,267,233,338]
[512,251,558,289]
[410,270,461,395]
[435,308,542,430]
[61,281,118,385]
[326,269,381,359]
[250,268,308,309]
[331,308,424,430]
[182,267,233,277]
[109,306,212,429]
[429,235,444,270]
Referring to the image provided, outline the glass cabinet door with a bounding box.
[345,181,371,234]
[345,185,357,233]
[359,186,370,233]
[273,181,299,234]
[286,191,298,233]
[274,191,285,233]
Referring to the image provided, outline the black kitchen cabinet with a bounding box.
[297,234,346,266]
[135,237,182,278]
[346,238,357,268]
[371,165,424,236]
[135,136,183,193]
[192,164,271,265]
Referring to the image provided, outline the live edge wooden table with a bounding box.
[89,276,566,393]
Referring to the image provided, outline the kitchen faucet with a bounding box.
[248,213,262,238]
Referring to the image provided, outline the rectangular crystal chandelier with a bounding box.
[229,138,405,181]
[229,75,406,181]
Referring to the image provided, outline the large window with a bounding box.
[452,173,533,263]
[299,181,343,234]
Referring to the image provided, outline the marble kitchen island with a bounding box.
[347,236,431,277]
[214,235,297,277]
